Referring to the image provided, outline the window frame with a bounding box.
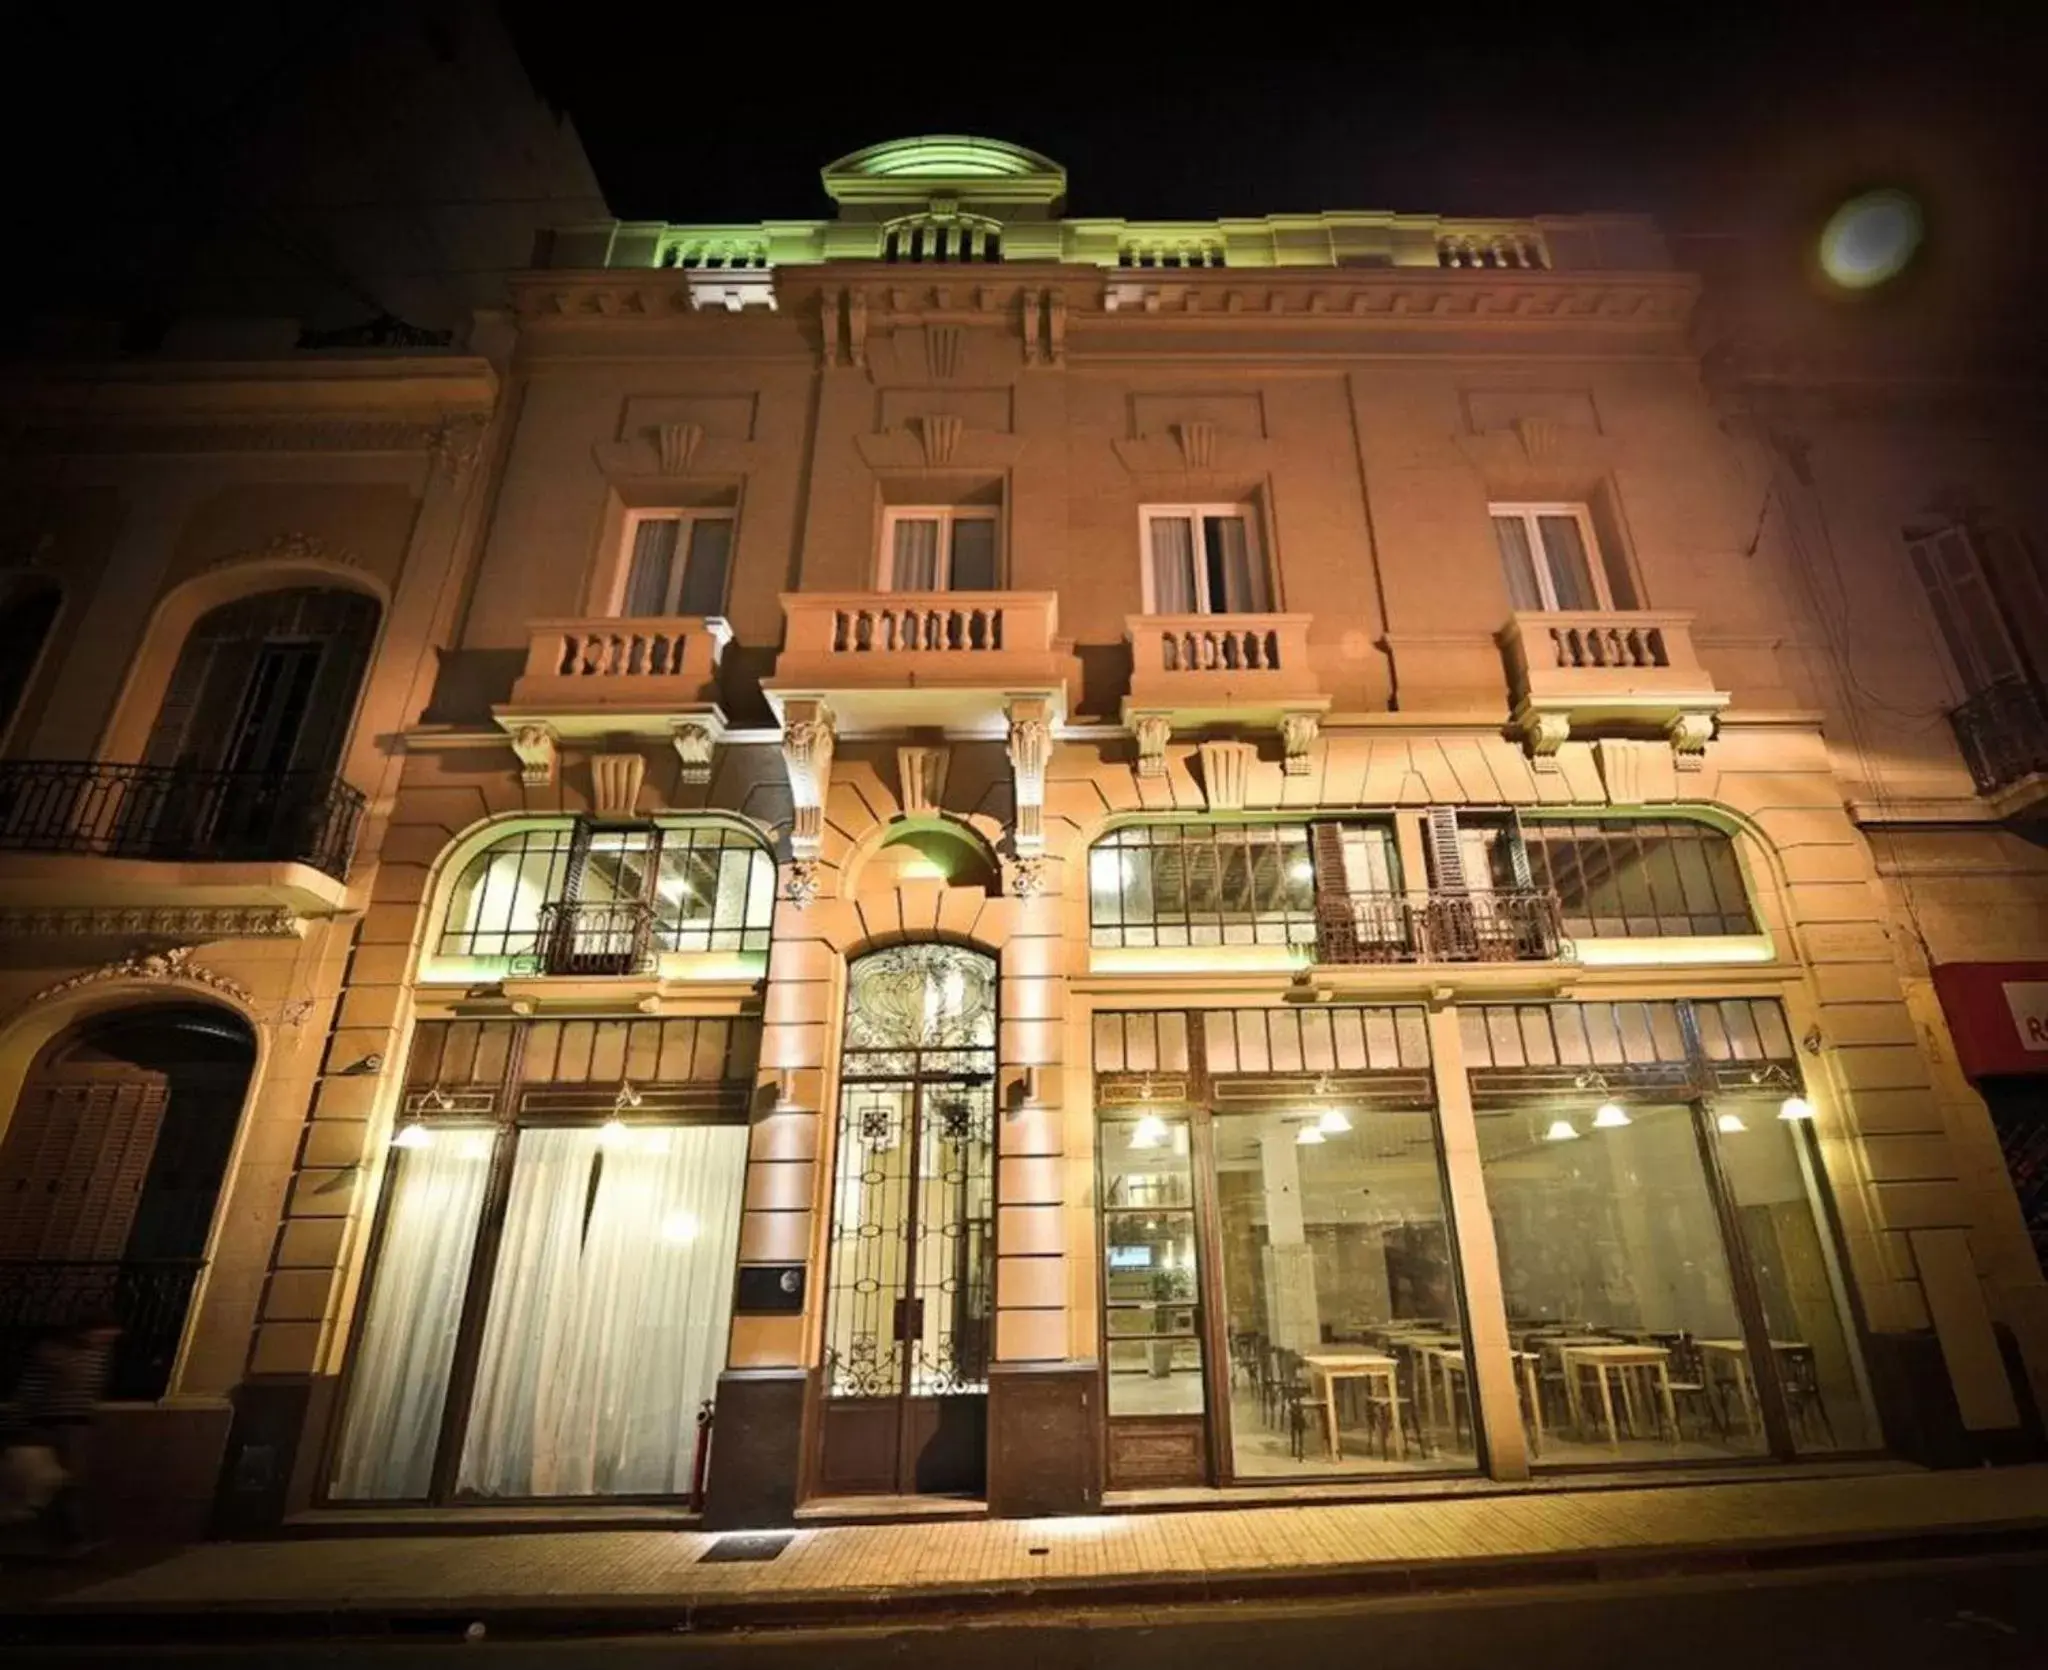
[614,507,738,619]
[877,505,1003,592]
[1138,502,1273,616]
[1489,501,1613,613]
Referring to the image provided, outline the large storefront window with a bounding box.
[1094,1005,1474,1486]
[329,1016,755,1503]
[1465,998,1874,1467]
[1089,823,1318,949]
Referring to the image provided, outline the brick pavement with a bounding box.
[30,1463,2048,1621]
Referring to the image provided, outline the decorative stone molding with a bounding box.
[915,413,963,467]
[427,414,487,480]
[27,945,253,1011]
[783,859,822,908]
[847,290,869,368]
[819,290,844,366]
[1006,697,1053,855]
[671,720,719,786]
[1513,415,1562,461]
[1521,711,1571,771]
[1279,711,1320,776]
[1020,290,1043,366]
[510,723,558,789]
[926,324,963,380]
[1173,420,1217,470]
[780,699,836,859]
[1197,740,1258,811]
[1132,712,1172,780]
[1046,291,1067,364]
[204,530,360,576]
[896,746,950,819]
[1667,711,1716,770]
[1007,855,1050,897]
[1595,737,1644,805]
[656,421,704,473]
[0,906,303,941]
[591,753,647,817]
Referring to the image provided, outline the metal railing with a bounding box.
[0,1259,204,1404]
[1316,890,1564,965]
[1949,676,2048,796]
[533,898,656,977]
[0,761,364,882]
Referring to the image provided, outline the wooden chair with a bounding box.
[1779,1346,1837,1448]
[1661,1333,1725,1442]
[1273,1347,1314,1459]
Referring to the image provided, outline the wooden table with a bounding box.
[1383,1332,1461,1432]
[1557,1343,1678,1450]
[1300,1350,1401,1461]
[1697,1338,1809,1436]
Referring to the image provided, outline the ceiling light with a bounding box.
[1592,1101,1631,1129]
[1129,1114,1167,1150]
[1716,1110,1749,1134]
[597,1118,632,1150]
[391,1123,432,1150]
[1778,1096,1815,1122]
[1316,1108,1352,1135]
[1819,189,1922,290]
[1296,1123,1326,1146]
[1543,1118,1580,1143]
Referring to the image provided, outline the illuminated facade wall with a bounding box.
[1,135,2042,1536]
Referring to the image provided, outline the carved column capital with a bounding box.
[510,723,557,789]
[1520,710,1570,772]
[1279,711,1320,776]
[780,700,836,858]
[1131,712,1172,780]
[1006,696,1054,856]
[1667,710,1716,770]
[671,719,720,786]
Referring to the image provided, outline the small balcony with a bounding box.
[495,615,729,739]
[0,1258,204,1403]
[1949,676,2048,817]
[0,761,363,912]
[528,899,656,977]
[1318,890,1565,966]
[1125,614,1323,723]
[764,591,1068,731]
[1497,610,1729,764]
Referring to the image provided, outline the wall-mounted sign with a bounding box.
[1933,964,2048,1079]
[735,1263,805,1314]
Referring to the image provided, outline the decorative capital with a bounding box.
[1131,712,1172,780]
[780,700,837,859]
[1521,710,1570,771]
[671,720,718,786]
[1279,711,1320,776]
[510,723,557,789]
[1667,710,1716,770]
[1006,697,1054,857]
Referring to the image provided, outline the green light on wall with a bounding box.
[1818,189,1923,290]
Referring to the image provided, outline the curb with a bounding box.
[5,1518,2047,1646]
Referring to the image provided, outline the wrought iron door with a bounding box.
[819,945,996,1497]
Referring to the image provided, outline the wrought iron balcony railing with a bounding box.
[0,1258,205,1404]
[0,761,365,882]
[1949,676,2048,797]
[1316,889,1565,966]
[532,898,656,977]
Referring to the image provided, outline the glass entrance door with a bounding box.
[819,946,997,1498]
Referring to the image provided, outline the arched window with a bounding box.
[145,587,379,779]
[0,578,60,742]
[433,818,777,978]
[1089,822,1320,950]
[0,1005,255,1401]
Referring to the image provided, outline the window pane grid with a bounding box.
[1089,823,1317,949]
[1522,819,1755,938]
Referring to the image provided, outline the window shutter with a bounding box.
[1425,808,1467,890]
[1504,812,1536,889]
[1425,808,1478,959]
[1308,821,1356,962]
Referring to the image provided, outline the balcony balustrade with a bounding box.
[1122,613,1329,776]
[529,898,656,978]
[0,1258,205,1403]
[765,590,1067,731]
[498,615,728,730]
[1316,889,1564,966]
[0,761,363,883]
[1496,609,1729,766]
[1949,675,2048,816]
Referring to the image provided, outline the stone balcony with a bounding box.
[1122,614,1329,778]
[1948,675,2048,819]
[762,592,1068,733]
[1497,610,1729,770]
[491,615,731,788]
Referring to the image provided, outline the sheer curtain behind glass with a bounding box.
[891,519,942,590]
[457,1123,746,1497]
[1206,515,1269,611]
[330,1131,493,1499]
[1148,516,1198,612]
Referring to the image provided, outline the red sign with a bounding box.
[1932,962,2048,1079]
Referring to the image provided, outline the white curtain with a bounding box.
[1492,515,1545,611]
[623,519,681,616]
[329,1130,493,1500]
[1148,515,1198,613]
[891,518,942,590]
[1209,515,1268,611]
[457,1123,745,1498]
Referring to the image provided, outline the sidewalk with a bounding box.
[8,1465,2048,1642]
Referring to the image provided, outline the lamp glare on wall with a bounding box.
[1316,1108,1352,1135]
[1716,1109,1749,1134]
[1129,1113,1167,1150]
[1543,1118,1580,1143]
[1295,1123,1326,1146]
[1778,1096,1815,1122]
[391,1123,432,1150]
[597,1118,632,1150]
[1592,1101,1631,1130]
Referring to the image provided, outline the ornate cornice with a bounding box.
[11,414,484,463]
[26,945,254,1010]
[0,906,304,942]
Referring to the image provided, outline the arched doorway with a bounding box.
[818,943,997,1498]
[0,1005,255,1401]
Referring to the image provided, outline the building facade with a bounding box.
[2,135,2043,1538]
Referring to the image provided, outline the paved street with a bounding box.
[6,1551,2047,1667]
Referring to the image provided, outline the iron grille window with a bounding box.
[438,821,775,964]
[1088,822,1318,949]
[1517,818,1754,939]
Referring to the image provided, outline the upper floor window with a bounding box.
[621,510,734,618]
[881,507,999,592]
[1491,502,1609,612]
[1906,521,2048,697]
[1089,822,1318,949]
[1142,504,1271,615]
[437,818,775,973]
[1512,816,1754,938]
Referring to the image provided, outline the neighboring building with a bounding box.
[2,131,2043,1539]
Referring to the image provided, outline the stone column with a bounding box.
[1258,1126,1320,1351]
